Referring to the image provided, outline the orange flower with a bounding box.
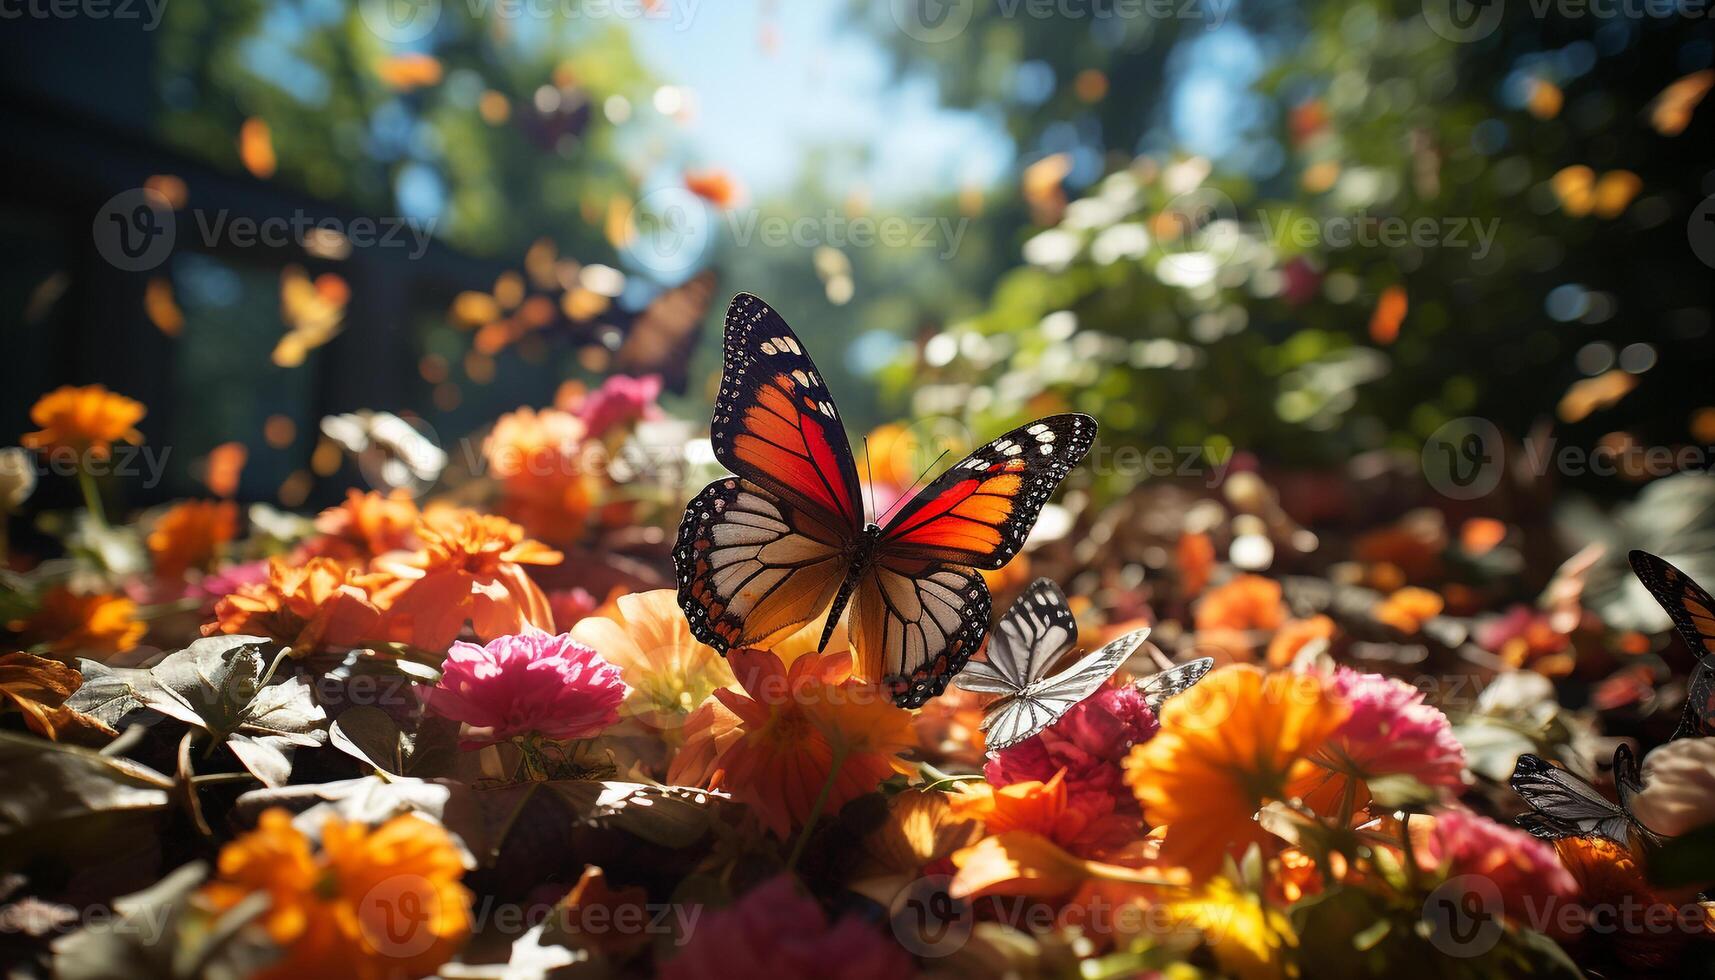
[1266,615,1335,669]
[948,830,1176,901]
[1374,587,1444,634]
[683,168,745,208]
[13,586,145,657]
[311,489,420,560]
[373,510,560,652]
[665,694,743,789]
[0,651,116,742]
[568,590,734,732]
[948,771,1090,847]
[148,500,238,579]
[1195,575,1285,633]
[205,557,385,653]
[1124,665,1350,880]
[702,647,915,838]
[482,408,599,546]
[21,385,145,458]
[199,809,470,980]
[1176,531,1216,598]
[1553,836,1711,968]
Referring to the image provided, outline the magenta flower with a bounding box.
[1415,808,1578,920]
[577,374,662,439]
[659,876,914,980]
[425,628,629,749]
[986,685,1159,834]
[1292,667,1468,816]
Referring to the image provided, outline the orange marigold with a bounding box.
[1266,615,1335,669]
[199,809,470,980]
[1123,665,1350,880]
[373,510,560,652]
[482,408,599,546]
[148,500,238,579]
[1195,575,1286,633]
[696,647,915,839]
[14,586,145,657]
[1374,586,1444,634]
[311,489,420,560]
[21,385,145,458]
[1176,531,1216,598]
[205,557,385,653]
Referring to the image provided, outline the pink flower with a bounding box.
[577,374,662,439]
[659,876,914,980]
[1414,809,1578,920]
[986,685,1158,830]
[424,628,629,749]
[1291,668,1468,817]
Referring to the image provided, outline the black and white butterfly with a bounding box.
[1136,652,1216,714]
[954,580,1211,755]
[1510,744,1661,850]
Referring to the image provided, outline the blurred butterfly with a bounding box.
[1630,549,1715,739]
[954,579,1143,753]
[1510,744,1660,850]
[614,269,718,393]
[674,294,1096,707]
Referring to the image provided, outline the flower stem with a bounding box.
[76,467,106,529]
[786,744,849,872]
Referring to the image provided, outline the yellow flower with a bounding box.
[1124,666,1349,880]
[13,586,145,657]
[1160,877,1298,980]
[199,809,470,980]
[22,385,145,458]
[568,590,734,731]
[148,500,238,579]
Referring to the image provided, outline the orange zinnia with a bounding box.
[14,586,146,657]
[1123,665,1350,880]
[148,499,238,579]
[948,770,1091,847]
[373,510,560,652]
[482,408,599,546]
[1373,586,1444,634]
[21,385,145,458]
[1265,615,1335,668]
[1194,575,1285,633]
[311,488,420,560]
[702,647,915,839]
[199,809,470,980]
[205,557,386,653]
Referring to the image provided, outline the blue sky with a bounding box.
[626,2,1015,202]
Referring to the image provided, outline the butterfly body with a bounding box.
[674,294,1094,707]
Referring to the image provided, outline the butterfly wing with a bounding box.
[675,478,853,652]
[848,560,991,708]
[614,269,717,393]
[877,415,1096,569]
[713,292,865,531]
[981,628,1149,755]
[1630,550,1715,664]
[1674,659,1715,740]
[674,295,866,651]
[1137,657,1216,713]
[955,579,1078,696]
[1509,751,1657,847]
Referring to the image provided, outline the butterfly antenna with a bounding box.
[876,449,949,525]
[862,436,876,521]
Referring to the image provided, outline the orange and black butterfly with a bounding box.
[674,293,1096,707]
[1629,549,1715,739]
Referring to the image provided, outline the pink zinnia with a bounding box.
[1414,809,1578,920]
[659,876,914,980]
[1292,668,1468,817]
[986,685,1158,829]
[577,374,662,439]
[425,628,629,749]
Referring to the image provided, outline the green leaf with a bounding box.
[0,731,172,863]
